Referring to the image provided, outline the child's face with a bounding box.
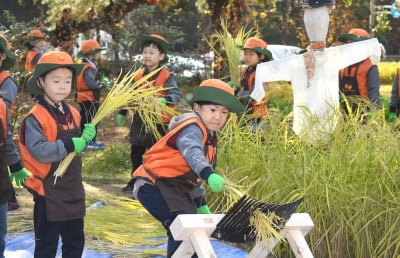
[142,44,165,71]
[94,52,101,61]
[39,67,73,104]
[33,39,46,50]
[243,49,264,67]
[193,103,229,132]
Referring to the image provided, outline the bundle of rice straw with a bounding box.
[249,209,285,251]
[205,18,254,88]
[53,66,176,182]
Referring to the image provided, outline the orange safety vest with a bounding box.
[19,104,81,195]
[0,70,16,117]
[75,62,97,103]
[339,59,373,99]
[240,68,268,119]
[0,98,13,204]
[25,50,41,71]
[0,99,6,138]
[133,116,216,184]
[134,68,175,123]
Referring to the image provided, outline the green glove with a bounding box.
[227,81,237,91]
[389,112,397,123]
[117,114,125,126]
[9,168,31,187]
[207,173,226,192]
[82,124,96,142]
[158,97,167,105]
[100,75,110,84]
[197,205,211,214]
[72,137,87,154]
[99,76,112,88]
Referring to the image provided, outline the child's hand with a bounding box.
[158,97,167,105]
[388,112,397,123]
[197,205,211,214]
[117,114,125,126]
[9,168,31,187]
[207,173,226,192]
[82,124,96,142]
[72,138,87,154]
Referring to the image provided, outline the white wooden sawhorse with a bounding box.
[170,213,314,258]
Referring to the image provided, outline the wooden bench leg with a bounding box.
[171,240,195,258]
[286,229,313,258]
[172,230,217,258]
[246,238,279,258]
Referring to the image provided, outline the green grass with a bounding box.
[208,103,400,257]
[82,144,132,183]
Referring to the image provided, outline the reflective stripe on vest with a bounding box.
[0,99,6,139]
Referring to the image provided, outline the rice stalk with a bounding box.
[54,66,172,180]
[249,209,286,252]
[84,191,165,248]
[205,18,254,87]
[7,211,33,233]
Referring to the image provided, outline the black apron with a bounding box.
[339,64,360,96]
[0,120,13,204]
[129,113,167,148]
[156,172,200,214]
[42,114,85,221]
[339,63,364,114]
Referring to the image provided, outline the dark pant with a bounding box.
[130,144,147,172]
[79,101,99,142]
[137,184,191,258]
[33,197,84,258]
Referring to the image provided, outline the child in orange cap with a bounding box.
[119,34,182,192]
[236,37,272,130]
[0,34,31,257]
[75,39,106,149]
[1,34,27,211]
[19,51,96,257]
[338,28,381,115]
[24,29,47,71]
[132,79,243,257]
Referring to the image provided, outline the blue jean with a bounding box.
[0,202,7,258]
[137,183,191,258]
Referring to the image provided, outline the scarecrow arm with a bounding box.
[251,56,302,102]
[326,38,381,71]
